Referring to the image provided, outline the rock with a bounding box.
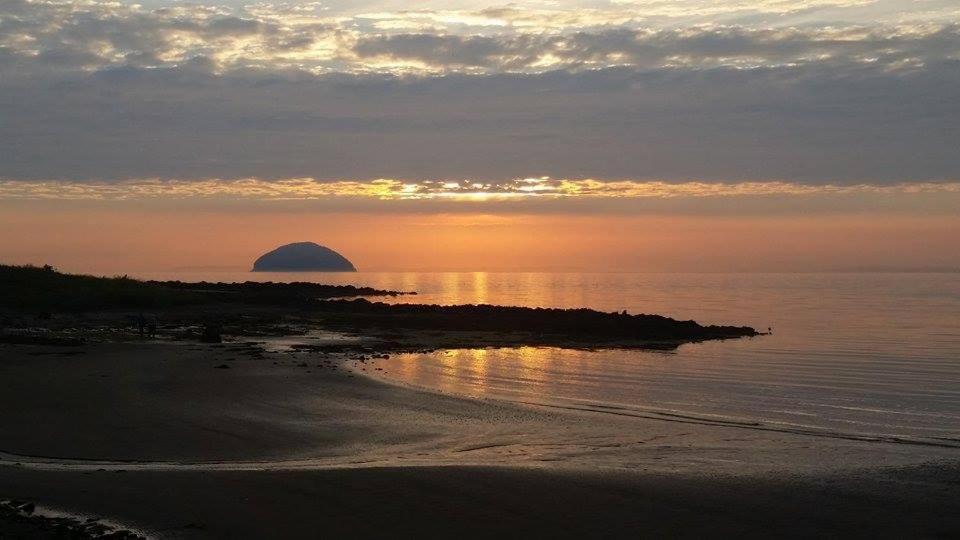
[200,324,222,343]
[251,242,356,272]
[0,334,84,346]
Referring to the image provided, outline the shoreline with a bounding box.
[350,347,960,450]
[351,358,960,450]
[2,340,959,537]
[3,340,958,468]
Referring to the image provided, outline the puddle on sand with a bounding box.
[258,329,375,353]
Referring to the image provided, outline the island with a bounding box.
[252,242,357,272]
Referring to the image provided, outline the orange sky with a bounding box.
[2,200,958,273]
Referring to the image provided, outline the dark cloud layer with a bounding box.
[3,58,958,182]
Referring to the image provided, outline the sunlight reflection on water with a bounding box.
[137,271,960,442]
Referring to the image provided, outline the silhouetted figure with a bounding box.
[137,313,146,338]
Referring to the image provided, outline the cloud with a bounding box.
[2,177,958,201]
[4,1,958,75]
[3,57,959,182]
[352,25,960,71]
[0,0,342,75]
[350,0,882,33]
[0,1,958,183]
[5,177,959,219]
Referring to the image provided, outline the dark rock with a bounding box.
[200,324,222,343]
[252,242,356,272]
[311,299,760,346]
[0,334,84,346]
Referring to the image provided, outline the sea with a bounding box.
[137,271,960,446]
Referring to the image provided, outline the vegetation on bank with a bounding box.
[0,265,192,312]
[0,264,405,313]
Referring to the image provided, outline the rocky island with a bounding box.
[252,242,357,272]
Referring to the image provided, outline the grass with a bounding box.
[0,265,406,314]
[0,265,198,313]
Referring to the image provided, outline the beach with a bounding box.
[2,340,959,537]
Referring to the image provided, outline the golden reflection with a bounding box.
[469,348,489,390]
[441,273,463,305]
[513,347,550,390]
[472,272,488,305]
[427,348,489,396]
[379,345,652,405]
[398,273,418,300]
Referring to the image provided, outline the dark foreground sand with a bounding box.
[3,463,959,538]
[2,341,959,538]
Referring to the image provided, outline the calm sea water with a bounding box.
[139,271,960,445]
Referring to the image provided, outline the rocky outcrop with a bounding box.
[252,242,356,272]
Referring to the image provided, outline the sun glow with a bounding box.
[2,177,959,202]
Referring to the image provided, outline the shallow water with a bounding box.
[137,271,960,445]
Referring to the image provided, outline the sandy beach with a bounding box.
[2,340,959,538]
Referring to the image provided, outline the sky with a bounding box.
[1,0,958,272]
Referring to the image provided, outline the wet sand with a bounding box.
[3,464,960,538]
[2,341,959,537]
